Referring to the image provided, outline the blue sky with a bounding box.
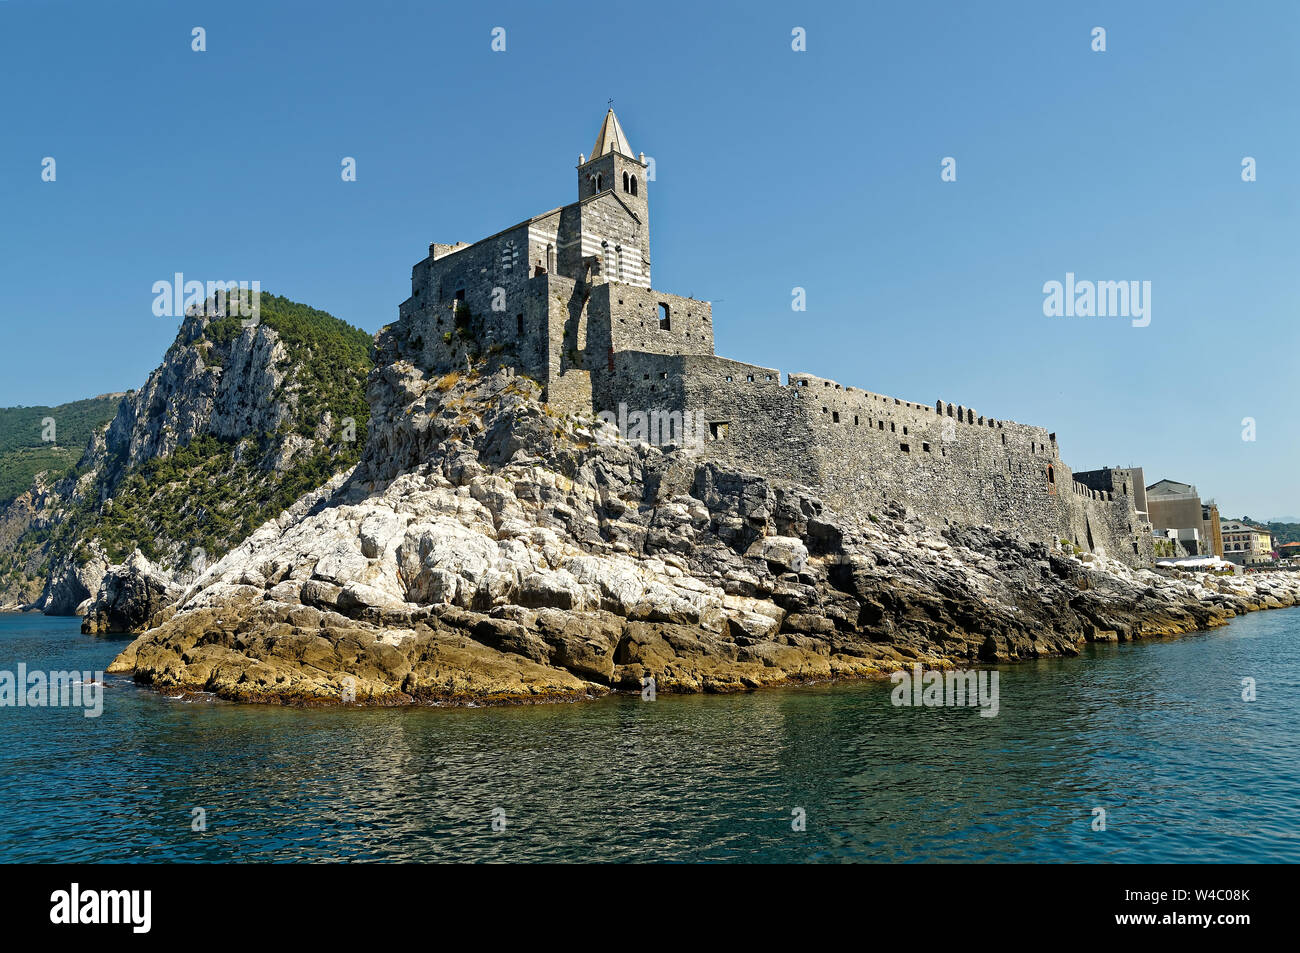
[1,0,1296,518]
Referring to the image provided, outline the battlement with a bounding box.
[391,108,1154,568]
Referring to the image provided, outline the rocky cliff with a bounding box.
[106,359,1300,705]
[0,294,373,615]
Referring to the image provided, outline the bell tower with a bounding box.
[574,108,651,286]
[577,108,648,212]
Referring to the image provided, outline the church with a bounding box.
[393,110,1154,567]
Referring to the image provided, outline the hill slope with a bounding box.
[0,294,375,612]
[0,396,123,505]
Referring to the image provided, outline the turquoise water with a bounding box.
[0,608,1297,862]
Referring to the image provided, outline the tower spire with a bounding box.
[589,107,632,161]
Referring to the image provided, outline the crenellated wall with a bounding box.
[584,353,1151,566]
[390,111,1153,567]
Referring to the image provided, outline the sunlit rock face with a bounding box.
[107,365,1300,706]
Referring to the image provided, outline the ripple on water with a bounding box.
[1,608,1298,862]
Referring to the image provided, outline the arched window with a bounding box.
[658,302,670,330]
[631,175,638,196]
[596,173,603,191]
[622,171,630,192]
[1047,465,1055,484]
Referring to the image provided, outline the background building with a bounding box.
[1202,502,1224,558]
[1220,520,1274,567]
[1146,479,1209,557]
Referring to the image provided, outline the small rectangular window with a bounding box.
[900,443,910,453]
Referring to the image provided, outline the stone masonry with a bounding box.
[391,110,1154,567]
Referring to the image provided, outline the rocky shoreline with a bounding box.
[95,365,1300,707]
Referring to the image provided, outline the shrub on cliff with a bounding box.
[0,293,377,605]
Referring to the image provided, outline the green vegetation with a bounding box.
[45,433,349,564]
[203,294,373,439]
[67,294,376,564]
[2,293,376,588]
[0,396,122,504]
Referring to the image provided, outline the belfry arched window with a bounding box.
[631,175,638,196]
[622,171,630,192]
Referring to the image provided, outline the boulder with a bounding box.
[81,550,180,635]
[744,536,809,574]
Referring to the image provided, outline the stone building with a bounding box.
[394,109,1154,567]
[1220,520,1273,567]
[1146,479,1212,557]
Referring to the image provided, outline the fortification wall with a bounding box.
[588,356,1150,567]
[1075,467,1147,512]
[587,285,713,362]
[393,201,1152,565]
[540,274,594,412]
[1061,480,1154,564]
